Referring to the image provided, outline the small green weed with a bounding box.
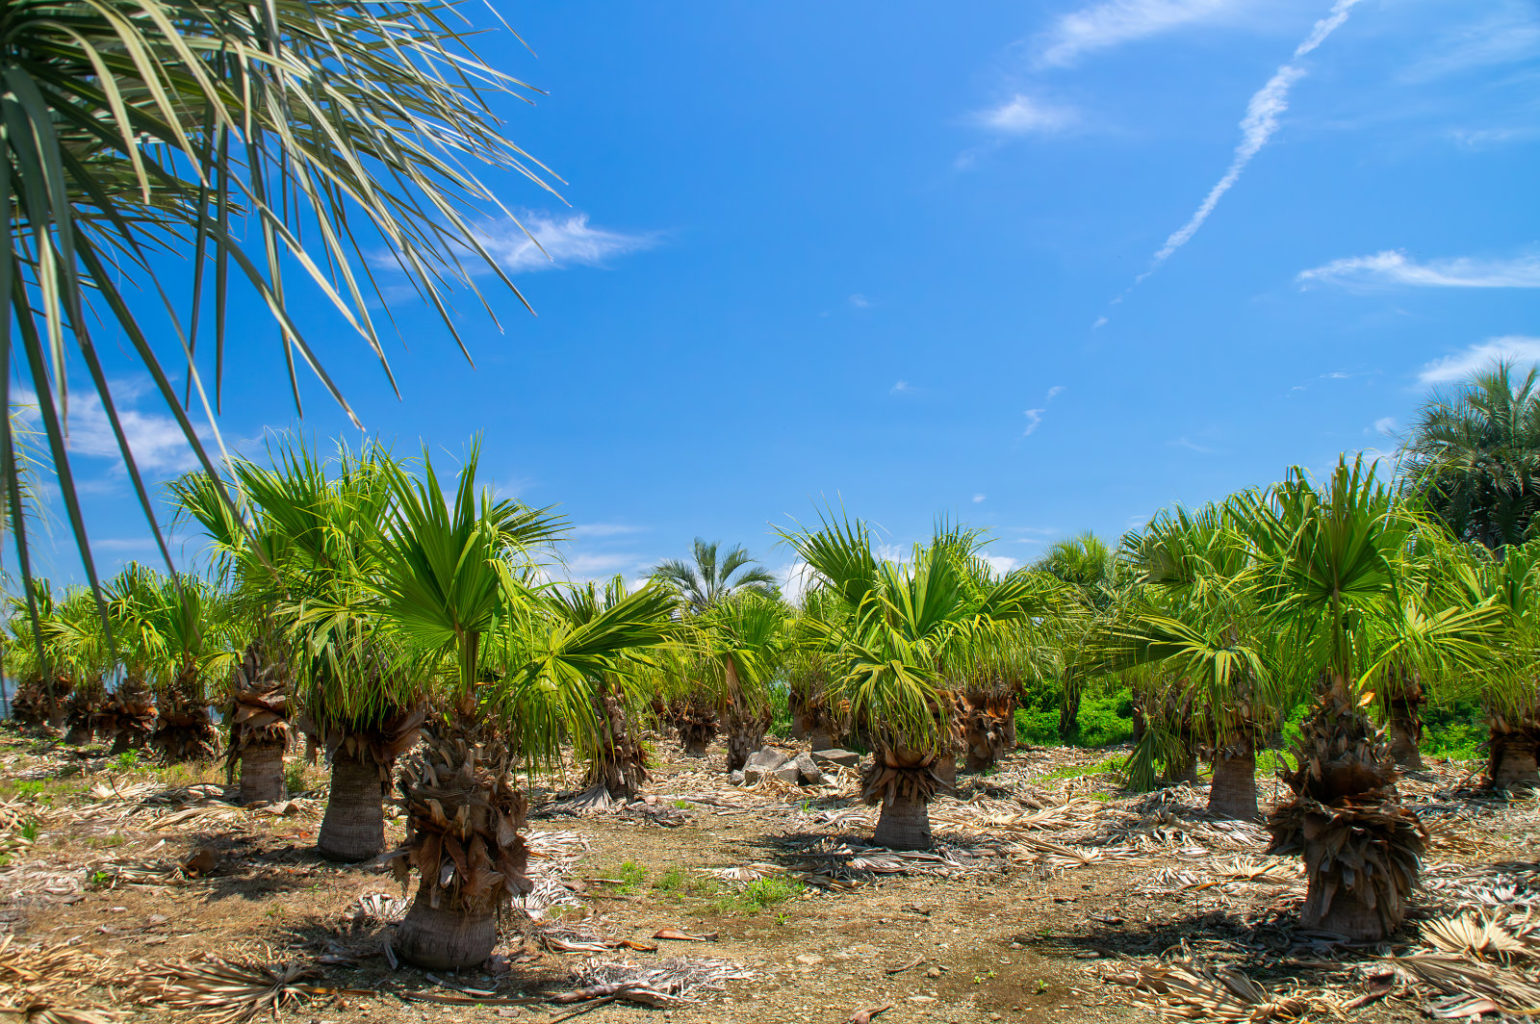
[114,750,139,770]
[655,866,688,894]
[18,819,40,842]
[973,969,997,984]
[284,761,308,795]
[1040,755,1122,782]
[1034,979,1049,995]
[613,860,648,895]
[672,799,691,810]
[87,870,112,889]
[714,876,803,915]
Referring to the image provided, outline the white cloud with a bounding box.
[972,493,987,504]
[470,213,657,275]
[1298,250,1540,290]
[1138,0,1365,278]
[14,381,211,475]
[891,380,915,396]
[849,293,871,308]
[1035,0,1242,68]
[973,94,1078,135]
[562,552,645,579]
[777,560,818,607]
[1373,416,1396,435]
[1417,337,1540,387]
[1092,316,1109,329]
[1046,385,1066,401]
[982,554,1019,576]
[1023,408,1046,436]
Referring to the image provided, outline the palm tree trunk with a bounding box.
[1058,676,1080,742]
[1487,713,1540,791]
[318,750,385,861]
[1207,745,1257,820]
[393,886,500,971]
[873,793,932,850]
[575,689,647,807]
[391,714,530,971]
[724,700,769,772]
[238,740,288,804]
[1268,680,1425,942]
[1384,668,1424,769]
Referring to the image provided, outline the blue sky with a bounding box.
[28,0,1540,594]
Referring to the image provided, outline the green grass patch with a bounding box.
[611,859,648,895]
[713,876,803,915]
[1039,755,1124,782]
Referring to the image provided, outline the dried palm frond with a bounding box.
[1422,913,1540,963]
[1109,957,1333,1022]
[564,957,754,1006]
[0,936,107,989]
[1398,953,1540,1015]
[137,957,320,1024]
[0,994,124,1024]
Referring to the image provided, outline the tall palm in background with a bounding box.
[654,539,779,614]
[96,565,162,753]
[3,0,552,602]
[698,593,790,772]
[1402,361,1540,551]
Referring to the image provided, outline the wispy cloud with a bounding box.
[982,554,1019,575]
[973,94,1079,135]
[1169,436,1218,454]
[849,293,871,308]
[1023,409,1046,436]
[1046,384,1066,400]
[1298,249,1540,290]
[470,213,657,275]
[1135,0,1365,281]
[972,493,987,504]
[1373,416,1396,436]
[891,380,915,396]
[1418,336,1540,387]
[1035,0,1243,68]
[1401,4,1540,83]
[570,523,647,539]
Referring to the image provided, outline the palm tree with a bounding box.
[1402,361,1540,551]
[147,575,234,762]
[1249,457,1497,940]
[4,0,556,592]
[1033,533,1122,740]
[171,467,295,804]
[369,442,675,970]
[654,539,779,614]
[5,583,70,731]
[555,577,676,809]
[253,441,424,861]
[1111,502,1281,819]
[699,593,791,772]
[45,588,114,745]
[96,565,163,754]
[781,514,1041,849]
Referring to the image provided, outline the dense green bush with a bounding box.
[1014,685,1135,748]
[767,683,792,739]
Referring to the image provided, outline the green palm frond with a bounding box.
[4,0,557,590]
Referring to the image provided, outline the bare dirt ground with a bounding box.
[2,730,1537,1024]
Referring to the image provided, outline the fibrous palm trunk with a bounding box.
[1383,666,1425,770]
[724,699,769,773]
[1208,742,1257,820]
[1058,672,1080,743]
[226,641,292,805]
[97,677,156,754]
[151,666,219,763]
[387,712,531,971]
[571,688,648,811]
[12,676,70,732]
[1267,680,1426,941]
[309,703,425,861]
[958,691,1013,772]
[1487,707,1540,791]
[669,693,718,757]
[63,680,102,745]
[862,746,945,851]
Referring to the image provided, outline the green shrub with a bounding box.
[767,684,792,739]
